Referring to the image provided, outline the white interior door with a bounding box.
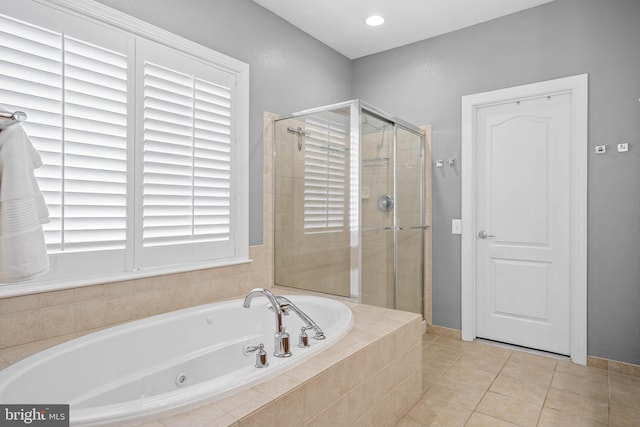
[475,94,572,354]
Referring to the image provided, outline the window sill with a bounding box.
[0,257,253,299]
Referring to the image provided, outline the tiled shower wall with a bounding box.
[0,113,277,352]
[273,119,351,297]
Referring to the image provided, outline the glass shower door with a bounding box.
[273,100,425,318]
[360,117,424,314]
[360,112,395,308]
[395,126,424,315]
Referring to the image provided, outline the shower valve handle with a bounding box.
[377,194,394,212]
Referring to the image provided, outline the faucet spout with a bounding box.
[242,288,291,357]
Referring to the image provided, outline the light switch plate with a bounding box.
[452,219,462,235]
[595,145,606,154]
[618,143,629,152]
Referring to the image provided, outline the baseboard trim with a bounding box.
[425,324,461,340]
[588,355,640,376]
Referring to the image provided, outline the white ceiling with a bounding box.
[253,0,556,59]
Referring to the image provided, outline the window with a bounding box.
[303,115,347,232]
[0,0,248,294]
[141,62,232,248]
[135,41,238,268]
[0,13,129,254]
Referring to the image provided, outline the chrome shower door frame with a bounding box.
[272,100,426,318]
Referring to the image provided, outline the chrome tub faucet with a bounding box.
[243,288,291,358]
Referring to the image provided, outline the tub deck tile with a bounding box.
[160,403,232,427]
[224,298,421,427]
[1,291,422,427]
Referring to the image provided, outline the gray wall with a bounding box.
[93,0,640,364]
[94,0,352,246]
[352,0,640,365]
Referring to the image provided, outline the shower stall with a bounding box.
[273,100,427,316]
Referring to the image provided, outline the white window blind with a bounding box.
[0,0,249,294]
[303,116,347,232]
[142,62,232,247]
[0,14,128,254]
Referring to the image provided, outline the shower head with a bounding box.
[362,115,391,150]
[362,115,390,133]
[287,126,307,151]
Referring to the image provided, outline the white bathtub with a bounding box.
[0,294,353,426]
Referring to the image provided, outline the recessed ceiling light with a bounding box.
[365,15,385,27]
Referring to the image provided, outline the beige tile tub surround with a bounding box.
[0,299,423,427]
[0,251,273,350]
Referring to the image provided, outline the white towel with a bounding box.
[0,123,50,282]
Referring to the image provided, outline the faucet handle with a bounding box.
[267,301,290,315]
[243,343,269,368]
[254,343,268,368]
[298,327,310,348]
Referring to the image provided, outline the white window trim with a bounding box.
[0,0,250,298]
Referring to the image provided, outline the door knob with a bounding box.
[478,230,495,239]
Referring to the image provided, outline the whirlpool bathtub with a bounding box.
[0,293,353,426]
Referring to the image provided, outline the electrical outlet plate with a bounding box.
[595,145,606,154]
[618,143,629,152]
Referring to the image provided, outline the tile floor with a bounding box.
[395,334,640,427]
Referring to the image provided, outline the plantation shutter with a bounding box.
[0,14,64,246]
[303,116,347,232]
[0,14,128,254]
[0,2,248,290]
[62,36,128,252]
[136,41,236,268]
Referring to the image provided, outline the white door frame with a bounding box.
[461,74,588,365]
